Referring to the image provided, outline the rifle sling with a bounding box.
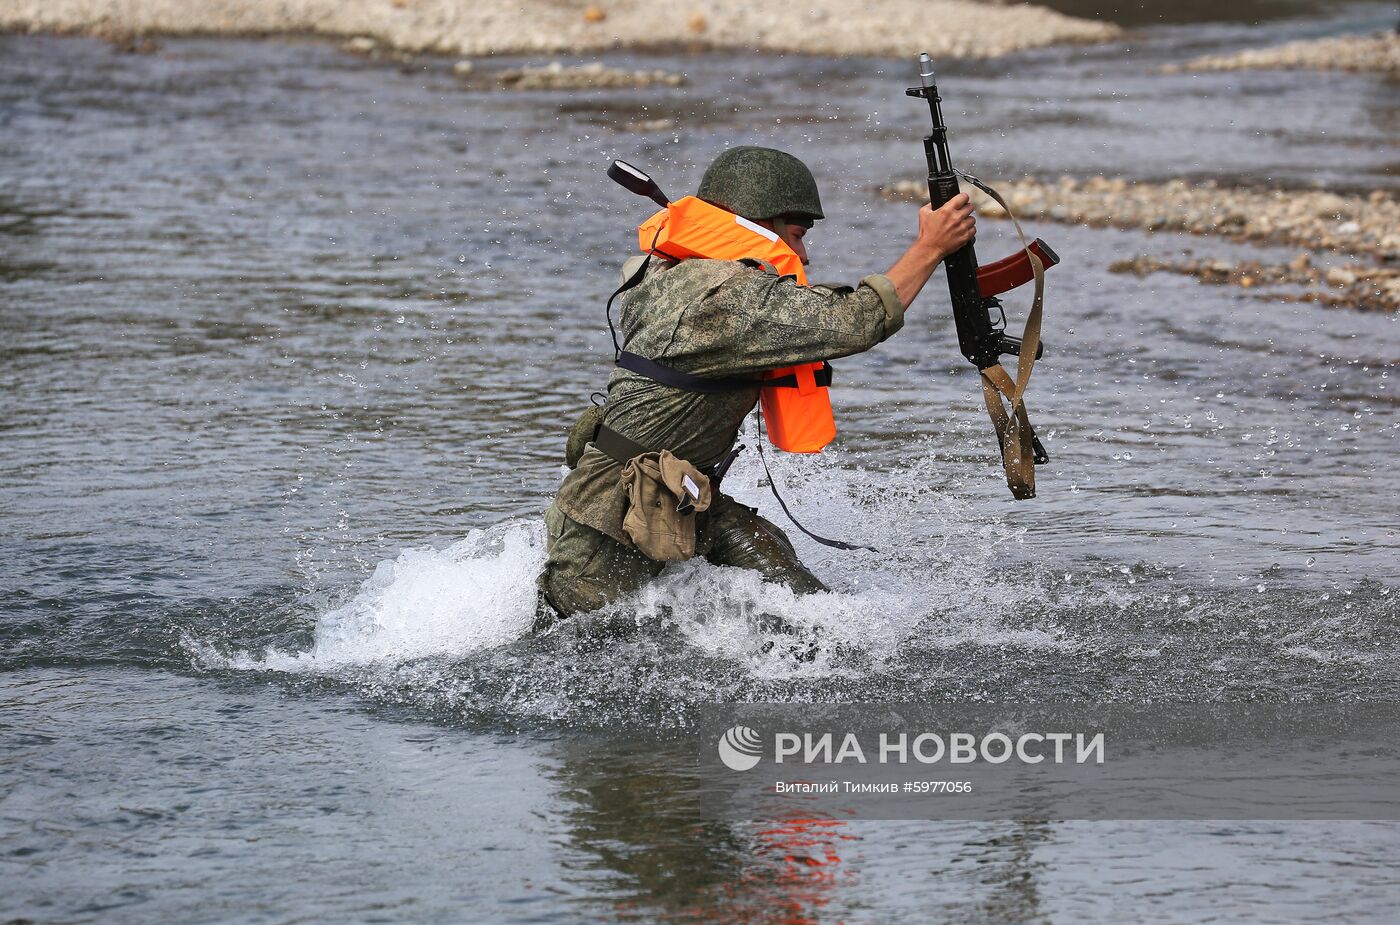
[959,171,1047,500]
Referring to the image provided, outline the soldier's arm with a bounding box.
[717,195,976,374]
[669,197,978,378]
[691,268,908,376]
[884,196,976,307]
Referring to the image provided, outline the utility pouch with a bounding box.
[620,450,712,561]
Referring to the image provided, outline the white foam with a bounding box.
[190,443,1098,684]
[626,559,922,677]
[194,520,546,671]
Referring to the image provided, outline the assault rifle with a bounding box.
[907,52,1054,495]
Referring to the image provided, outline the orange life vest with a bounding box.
[636,196,836,453]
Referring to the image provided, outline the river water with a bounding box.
[2,2,1398,921]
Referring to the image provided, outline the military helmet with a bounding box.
[696,146,824,223]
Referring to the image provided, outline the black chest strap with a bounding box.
[618,351,832,393]
[608,248,833,393]
[616,351,757,393]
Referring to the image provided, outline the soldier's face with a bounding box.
[764,219,810,266]
[781,224,809,266]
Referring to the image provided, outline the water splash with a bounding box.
[185,444,1099,725]
[191,520,546,671]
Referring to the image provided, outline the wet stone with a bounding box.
[494,61,685,90]
[1108,255,1400,313]
[0,0,1122,59]
[1162,31,1400,75]
[879,176,1400,261]
[880,176,1400,312]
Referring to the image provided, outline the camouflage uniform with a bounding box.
[538,254,905,620]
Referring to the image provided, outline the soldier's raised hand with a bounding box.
[916,194,976,261]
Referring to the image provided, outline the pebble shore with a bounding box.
[880,177,1400,261]
[492,61,684,90]
[880,176,1400,312]
[0,0,1120,58]
[1162,31,1400,75]
[1110,256,1400,314]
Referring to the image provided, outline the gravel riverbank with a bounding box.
[490,62,684,90]
[880,176,1400,312]
[1162,30,1400,75]
[1110,255,1400,314]
[0,0,1120,58]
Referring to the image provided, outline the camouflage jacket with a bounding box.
[554,256,905,544]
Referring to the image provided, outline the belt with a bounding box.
[593,424,744,490]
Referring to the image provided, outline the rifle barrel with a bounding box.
[909,54,1001,370]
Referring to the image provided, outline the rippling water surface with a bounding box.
[3,2,1399,921]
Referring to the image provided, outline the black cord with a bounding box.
[605,225,664,360]
[753,408,877,553]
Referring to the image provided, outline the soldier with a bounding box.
[538,146,975,627]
